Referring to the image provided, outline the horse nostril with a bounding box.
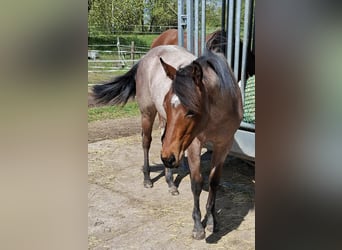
[161,154,176,168]
[168,154,175,165]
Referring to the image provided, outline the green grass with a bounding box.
[88,101,140,122]
[88,34,158,50]
[88,60,136,123]
[88,71,128,85]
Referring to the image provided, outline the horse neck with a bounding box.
[204,80,236,123]
[193,86,210,131]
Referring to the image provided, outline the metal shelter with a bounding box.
[177,0,255,161]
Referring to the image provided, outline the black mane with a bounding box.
[172,65,201,114]
[172,50,238,114]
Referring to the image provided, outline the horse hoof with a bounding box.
[143,180,153,188]
[206,223,219,233]
[192,230,206,240]
[169,187,179,196]
[207,224,214,233]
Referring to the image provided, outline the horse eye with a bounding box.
[186,110,195,118]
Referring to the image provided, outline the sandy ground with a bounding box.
[88,117,255,249]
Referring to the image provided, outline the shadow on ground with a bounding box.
[148,152,255,243]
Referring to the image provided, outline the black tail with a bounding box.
[92,62,139,105]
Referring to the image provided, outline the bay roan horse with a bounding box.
[92,45,197,196]
[92,45,243,240]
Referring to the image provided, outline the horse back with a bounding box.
[135,45,196,119]
[151,29,179,48]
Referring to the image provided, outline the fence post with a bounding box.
[117,37,121,67]
[131,41,135,65]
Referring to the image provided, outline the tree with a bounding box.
[88,0,144,33]
[88,0,93,12]
[206,1,221,31]
[88,0,223,34]
[88,0,112,33]
[144,0,178,32]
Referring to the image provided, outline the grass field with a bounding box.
[88,101,140,122]
[88,34,157,51]
[88,71,128,85]
[88,70,139,122]
[88,62,138,123]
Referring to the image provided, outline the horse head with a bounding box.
[159,57,209,168]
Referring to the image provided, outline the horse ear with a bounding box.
[160,57,176,80]
[192,61,203,86]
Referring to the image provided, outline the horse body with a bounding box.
[151,29,183,48]
[135,46,197,194]
[93,45,196,195]
[160,50,243,239]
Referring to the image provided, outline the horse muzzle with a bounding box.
[161,153,178,168]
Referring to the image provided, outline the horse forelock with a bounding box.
[172,64,202,114]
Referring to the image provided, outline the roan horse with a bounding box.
[93,45,197,195]
[92,45,243,240]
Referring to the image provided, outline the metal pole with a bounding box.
[227,0,234,66]
[234,0,241,80]
[194,0,199,56]
[251,0,255,55]
[201,0,206,55]
[186,0,194,53]
[252,18,255,54]
[221,0,226,32]
[178,0,184,47]
[248,0,254,53]
[241,0,252,105]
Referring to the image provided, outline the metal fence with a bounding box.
[177,0,255,93]
[88,38,150,73]
[176,0,255,160]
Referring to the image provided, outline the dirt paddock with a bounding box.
[88,117,255,249]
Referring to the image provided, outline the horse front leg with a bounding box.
[203,161,223,233]
[204,145,232,233]
[165,168,179,195]
[187,138,205,240]
[141,112,156,188]
[142,139,152,188]
[191,172,205,239]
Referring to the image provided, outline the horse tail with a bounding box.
[206,29,227,54]
[92,62,139,105]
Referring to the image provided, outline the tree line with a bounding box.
[88,0,222,34]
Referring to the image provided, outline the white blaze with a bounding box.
[171,94,181,107]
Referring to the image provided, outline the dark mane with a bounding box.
[172,49,238,114]
[172,65,202,114]
[200,49,237,92]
